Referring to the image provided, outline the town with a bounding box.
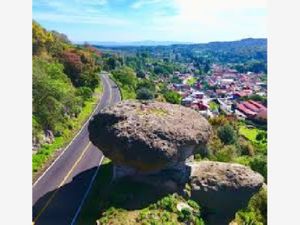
[169,64,267,124]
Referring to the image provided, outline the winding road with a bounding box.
[32,73,121,225]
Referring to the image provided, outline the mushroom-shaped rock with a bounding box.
[188,161,264,225]
[88,100,212,172]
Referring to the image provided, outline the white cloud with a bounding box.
[138,0,267,42]
[33,12,131,26]
[131,0,165,9]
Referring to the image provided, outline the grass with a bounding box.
[239,125,267,152]
[239,126,260,142]
[32,85,102,175]
[186,77,197,86]
[209,101,219,111]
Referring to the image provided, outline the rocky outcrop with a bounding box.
[88,100,264,225]
[88,100,212,173]
[188,161,264,225]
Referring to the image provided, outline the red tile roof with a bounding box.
[237,100,267,118]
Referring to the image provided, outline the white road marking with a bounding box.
[33,74,109,187]
[69,155,104,225]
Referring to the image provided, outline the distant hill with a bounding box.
[93,38,267,74]
[78,40,194,47]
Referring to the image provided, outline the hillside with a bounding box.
[32,21,104,173]
[95,38,267,74]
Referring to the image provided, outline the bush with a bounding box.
[156,195,178,212]
[234,187,267,225]
[187,200,200,210]
[249,156,267,181]
[136,88,155,100]
[76,87,93,101]
[217,124,237,145]
[207,135,224,157]
[239,139,255,156]
[256,131,267,142]
[215,145,238,162]
[163,91,181,104]
[194,154,202,161]
[178,208,193,222]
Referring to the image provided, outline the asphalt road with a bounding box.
[32,73,121,225]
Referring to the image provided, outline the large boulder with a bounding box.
[88,100,212,173]
[188,161,264,225]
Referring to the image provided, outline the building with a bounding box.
[237,100,267,120]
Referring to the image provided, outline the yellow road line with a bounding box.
[33,76,114,224]
[33,142,92,223]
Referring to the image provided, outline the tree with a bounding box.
[136,70,146,78]
[136,88,154,100]
[217,124,237,145]
[32,58,80,132]
[32,21,54,56]
[76,87,93,101]
[112,66,137,89]
[59,50,83,86]
[164,91,181,104]
[136,79,155,92]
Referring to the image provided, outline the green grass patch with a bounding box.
[32,85,103,175]
[32,136,64,173]
[239,126,260,142]
[186,77,197,86]
[209,101,219,111]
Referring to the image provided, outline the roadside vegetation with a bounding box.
[32,21,104,175]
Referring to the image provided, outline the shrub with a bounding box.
[207,135,224,157]
[187,200,200,211]
[209,115,229,126]
[239,139,255,156]
[249,156,267,181]
[234,187,267,225]
[194,153,202,161]
[156,195,178,212]
[217,124,237,145]
[163,91,181,104]
[136,88,155,100]
[178,208,193,222]
[256,131,267,142]
[76,87,93,101]
[215,145,238,162]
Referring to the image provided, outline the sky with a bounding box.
[32,0,267,43]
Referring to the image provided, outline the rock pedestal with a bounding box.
[188,161,264,225]
[88,100,212,173]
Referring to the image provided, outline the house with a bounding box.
[182,97,193,106]
[191,91,204,99]
[236,100,267,120]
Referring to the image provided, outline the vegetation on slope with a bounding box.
[76,160,205,225]
[32,21,103,174]
[233,186,267,225]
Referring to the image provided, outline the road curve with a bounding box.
[32,73,121,225]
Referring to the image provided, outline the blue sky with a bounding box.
[33,0,267,43]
